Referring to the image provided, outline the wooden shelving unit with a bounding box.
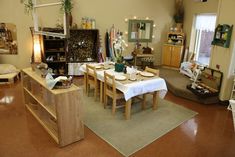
[166,32,185,45]
[162,32,185,68]
[42,30,67,75]
[22,68,84,147]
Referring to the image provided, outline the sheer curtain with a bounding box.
[195,15,216,31]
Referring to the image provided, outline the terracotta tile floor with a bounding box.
[0,79,235,157]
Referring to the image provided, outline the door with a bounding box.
[162,44,172,66]
[192,14,216,65]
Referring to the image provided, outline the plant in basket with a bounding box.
[113,31,128,72]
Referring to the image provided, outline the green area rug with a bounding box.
[83,95,197,157]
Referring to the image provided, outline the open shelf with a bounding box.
[25,103,59,143]
[22,68,84,147]
[24,87,57,120]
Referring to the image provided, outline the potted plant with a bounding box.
[61,0,73,27]
[113,32,127,72]
[23,0,73,14]
[60,0,73,13]
[23,0,33,14]
[173,0,184,29]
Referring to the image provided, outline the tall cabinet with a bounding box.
[162,32,184,68]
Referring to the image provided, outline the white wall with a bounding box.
[183,0,219,49]
[0,0,175,69]
[209,0,235,100]
[183,0,235,100]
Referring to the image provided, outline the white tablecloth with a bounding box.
[79,63,168,100]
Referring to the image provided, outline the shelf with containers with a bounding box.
[42,29,67,75]
[166,32,185,45]
[211,24,233,48]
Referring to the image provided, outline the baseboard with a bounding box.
[219,100,229,106]
[160,65,179,71]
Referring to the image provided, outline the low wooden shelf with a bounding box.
[21,68,84,147]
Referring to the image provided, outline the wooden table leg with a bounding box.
[84,73,87,93]
[125,99,132,120]
[153,91,158,110]
[100,82,104,103]
[142,94,147,110]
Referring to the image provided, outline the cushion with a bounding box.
[0,64,18,75]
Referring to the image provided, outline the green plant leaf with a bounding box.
[61,0,73,13]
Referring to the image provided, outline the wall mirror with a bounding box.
[128,19,153,42]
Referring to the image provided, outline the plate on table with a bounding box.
[140,71,154,77]
[115,75,126,81]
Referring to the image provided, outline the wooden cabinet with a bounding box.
[162,31,184,68]
[21,68,84,147]
[162,44,183,67]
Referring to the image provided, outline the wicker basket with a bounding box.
[54,77,73,89]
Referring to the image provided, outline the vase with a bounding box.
[66,12,73,28]
[115,63,124,72]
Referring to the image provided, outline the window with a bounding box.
[192,14,216,65]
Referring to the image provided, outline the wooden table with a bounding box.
[80,64,168,120]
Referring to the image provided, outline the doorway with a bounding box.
[193,14,216,65]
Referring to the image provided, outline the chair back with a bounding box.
[104,71,116,95]
[145,66,160,76]
[86,64,97,83]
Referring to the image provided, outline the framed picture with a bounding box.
[0,23,18,55]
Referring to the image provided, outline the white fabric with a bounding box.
[195,14,216,31]
[0,64,19,75]
[180,62,194,78]
[80,63,168,101]
[68,63,87,76]
[45,73,68,89]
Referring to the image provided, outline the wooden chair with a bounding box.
[145,66,159,76]
[104,71,125,115]
[142,66,160,110]
[86,64,99,100]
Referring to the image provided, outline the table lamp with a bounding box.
[31,34,42,70]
